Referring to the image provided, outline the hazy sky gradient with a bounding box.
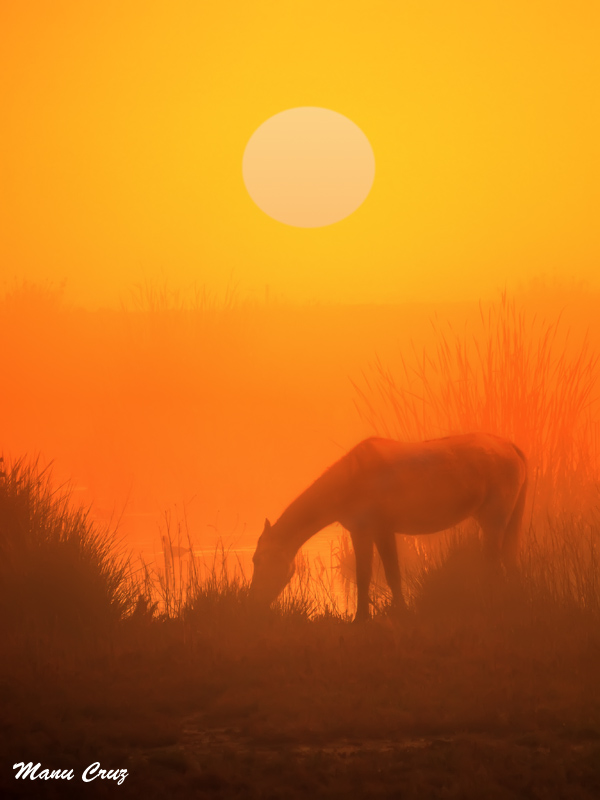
[1,1,599,306]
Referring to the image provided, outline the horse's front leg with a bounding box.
[375,531,406,613]
[349,530,373,622]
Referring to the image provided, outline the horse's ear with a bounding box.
[263,518,271,532]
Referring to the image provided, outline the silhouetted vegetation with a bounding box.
[0,457,135,644]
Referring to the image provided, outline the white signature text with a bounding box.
[14,761,128,785]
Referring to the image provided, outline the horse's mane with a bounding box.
[275,438,381,533]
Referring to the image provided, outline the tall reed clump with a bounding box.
[350,291,600,618]
[352,291,599,519]
[0,456,136,641]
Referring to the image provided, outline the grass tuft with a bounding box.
[0,455,136,643]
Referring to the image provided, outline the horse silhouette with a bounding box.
[250,434,527,621]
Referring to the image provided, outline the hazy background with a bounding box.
[1,280,597,561]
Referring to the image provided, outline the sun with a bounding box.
[242,107,375,228]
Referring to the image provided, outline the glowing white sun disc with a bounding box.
[242,107,375,228]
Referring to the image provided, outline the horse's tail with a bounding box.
[511,442,528,464]
[502,444,528,567]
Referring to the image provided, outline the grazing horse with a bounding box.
[250,434,528,621]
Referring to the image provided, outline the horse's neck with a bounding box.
[272,453,352,555]
[273,485,339,555]
[274,515,334,554]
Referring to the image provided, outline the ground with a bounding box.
[2,607,600,799]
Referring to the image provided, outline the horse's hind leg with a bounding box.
[501,477,528,570]
[375,532,406,612]
[477,503,509,573]
[349,529,373,622]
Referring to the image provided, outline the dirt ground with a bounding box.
[2,608,600,799]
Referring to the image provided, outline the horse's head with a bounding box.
[249,519,296,609]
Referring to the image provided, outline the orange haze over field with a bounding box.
[1,283,599,562]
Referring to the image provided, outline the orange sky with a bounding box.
[1,1,599,306]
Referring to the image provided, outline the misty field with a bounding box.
[1,282,600,797]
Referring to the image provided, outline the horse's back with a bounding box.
[340,434,527,534]
[352,433,525,473]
